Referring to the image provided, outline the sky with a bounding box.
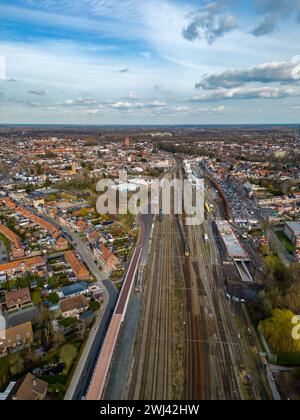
[0,0,300,124]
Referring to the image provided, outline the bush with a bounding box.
[47,293,59,305]
[89,301,101,312]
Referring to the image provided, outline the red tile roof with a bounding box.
[0,223,23,253]
[0,255,46,273]
[5,287,32,309]
[65,251,90,281]
[16,207,60,239]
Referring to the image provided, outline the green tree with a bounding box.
[32,290,42,305]
[47,194,57,202]
[9,353,24,376]
[78,208,90,217]
[59,344,77,373]
[260,309,300,354]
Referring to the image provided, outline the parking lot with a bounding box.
[218,177,272,227]
[0,241,8,264]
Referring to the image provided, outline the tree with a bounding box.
[258,290,273,317]
[78,321,86,341]
[282,283,300,314]
[9,353,24,376]
[47,194,57,202]
[260,309,300,354]
[89,301,100,312]
[59,344,77,373]
[52,331,65,349]
[32,290,42,305]
[78,208,90,218]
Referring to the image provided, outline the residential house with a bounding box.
[59,295,89,319]
[94,243,119,270]
[5,287,32,312]
[59,282,89,299]
[16,206,60,239]
[56,236,69,251]
[0,223,25,259]
[0,322,33,355]
[65,251,90,281]
[0,197,16,209]
[11,374,48,401]
[0,256,47,280]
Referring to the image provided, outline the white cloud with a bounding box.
[197,105,226,113]
[192,86,298,101]
[196,59,300,90]
[176,106,190,112]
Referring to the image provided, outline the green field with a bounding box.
[0,232,11,255]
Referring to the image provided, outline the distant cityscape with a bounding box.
[2,0,300,405]
[0,126,298,401]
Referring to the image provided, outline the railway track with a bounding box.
[128,165,243,400]
[128,170,181,400]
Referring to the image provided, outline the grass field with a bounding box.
[276,231,296,254]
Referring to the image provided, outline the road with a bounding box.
[23,205,120,400]
[58,228,119,400]
[69,279,118,400]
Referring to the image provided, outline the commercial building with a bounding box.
[216,220,249,260]
[284,222,300,248]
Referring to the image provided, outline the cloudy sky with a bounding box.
[0,0,300,124]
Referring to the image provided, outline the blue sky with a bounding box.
[0,0,300,124]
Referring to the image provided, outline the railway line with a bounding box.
[128,170,184,400]
[127,165,245,400]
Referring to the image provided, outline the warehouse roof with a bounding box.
[285,221,300,235]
